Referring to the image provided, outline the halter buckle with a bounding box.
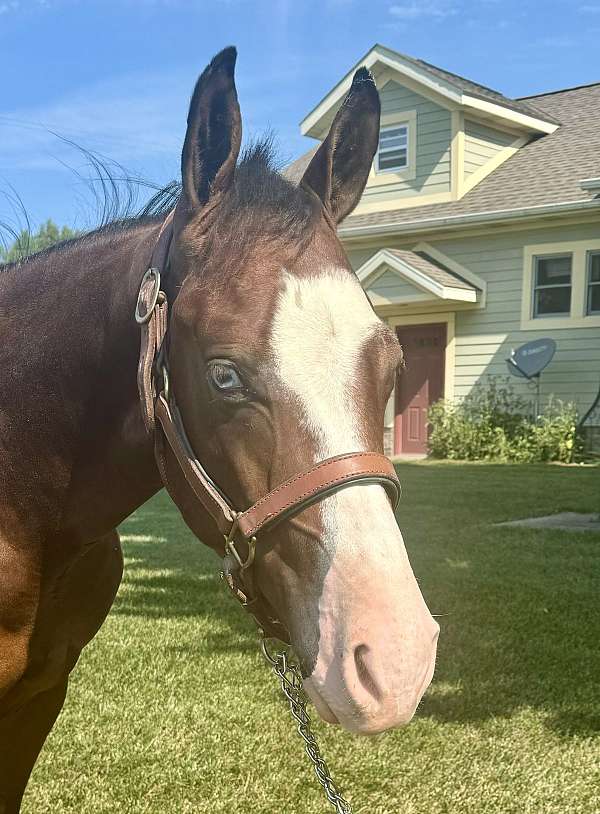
[224,512,256,572]
[135,267,162,324]
[221,515,258,609]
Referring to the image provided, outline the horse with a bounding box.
[0,47,439,811]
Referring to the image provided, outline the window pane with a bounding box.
[378,149,407,170]
[536,255,572,286]
[380,126,407,141]
[380,128,407,140]
[379,135,407,149]
[589,252,600,283]
[534,285,571,316]
[588,282,600,314]
[377,124,409,172]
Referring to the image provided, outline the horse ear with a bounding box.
[179,47,242,214]
[300,67,380,223]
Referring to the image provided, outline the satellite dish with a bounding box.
[507,338,556,379]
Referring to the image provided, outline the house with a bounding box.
[286,44,600,457]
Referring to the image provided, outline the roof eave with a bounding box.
[461,94,559,134]
[300,44,464,138]
[339,199,600,240]
[300,44,558,139]
[356,247,478,302]
[580,177,600,191]
[440,287,479,302]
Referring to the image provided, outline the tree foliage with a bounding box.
[0,219,81,263]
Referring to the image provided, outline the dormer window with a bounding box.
[376,123,409,173]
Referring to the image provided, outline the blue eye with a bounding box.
[208,361,244,393]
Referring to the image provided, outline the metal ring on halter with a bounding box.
[160,362,170,402]
[260,632,288,666]
[224,512,257,571]
[134,267,162,324]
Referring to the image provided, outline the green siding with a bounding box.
[348,222,600,421]
[463,119,515,179]
[432,223,600,418]
[347,246,380,270]
[367,268,428,302]
[362,80,451,204]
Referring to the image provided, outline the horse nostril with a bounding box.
[353,644,383,703]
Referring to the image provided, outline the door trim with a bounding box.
[385,312,456,456]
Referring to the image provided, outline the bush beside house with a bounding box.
[428,377,580,463]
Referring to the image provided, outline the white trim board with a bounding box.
[521,238,600,330]
[370,109,417,185]
[413,242,487,307]
[301,44,558,140]
[338,200,600,241]
[357,247,482,306]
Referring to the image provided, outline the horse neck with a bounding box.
[2,219,166,539]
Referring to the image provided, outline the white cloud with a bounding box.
[0,70,188,173]
[538,35,575,47]
[0,0,58,13]
[0,58,310,178]
[389,1,459,20]
[0,1,20,14]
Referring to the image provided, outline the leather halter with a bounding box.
[136,212,401,640]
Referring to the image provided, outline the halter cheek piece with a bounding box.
[136,212,401,641]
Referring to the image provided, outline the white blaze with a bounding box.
[268,267,438,734]
[270,268,380,458]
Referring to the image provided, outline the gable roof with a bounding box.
[301,44,559,139]
[284,82,600,236]
[384,249,475,292]
[357,248,479,304]
[371,50,558,125]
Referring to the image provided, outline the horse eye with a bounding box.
[208,361,244,393]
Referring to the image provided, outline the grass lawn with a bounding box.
[25,463,599,814]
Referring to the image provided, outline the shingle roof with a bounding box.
[284,146,318,185]
[387,249,476,292]
[381,50,560,125]
[284,82,600,232]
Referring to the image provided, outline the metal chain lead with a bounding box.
[261,636,353,814]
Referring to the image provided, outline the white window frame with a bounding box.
[586,250,600,315]
[532,253,572,319]
[521,239,600,329]
[370,110,417,186]
[376,123,409,174]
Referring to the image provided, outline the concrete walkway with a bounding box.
[497,512,600,532]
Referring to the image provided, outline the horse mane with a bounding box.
[140,137,317,246]
[1,137,316,272]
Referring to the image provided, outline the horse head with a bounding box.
[159,47,439,735]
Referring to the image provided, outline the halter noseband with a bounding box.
[136,212,401,641]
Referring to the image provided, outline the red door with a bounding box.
[394,323,446,455]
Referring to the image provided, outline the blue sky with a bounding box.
[1,0,599,230]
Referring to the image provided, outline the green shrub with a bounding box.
[428,378,580,463]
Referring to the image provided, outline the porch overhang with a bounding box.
[356,248,480,307]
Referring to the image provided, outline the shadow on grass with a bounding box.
[113,507,259,654]
[413,561,599,737]
[393,462,600,740]
[115,469,600,741]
